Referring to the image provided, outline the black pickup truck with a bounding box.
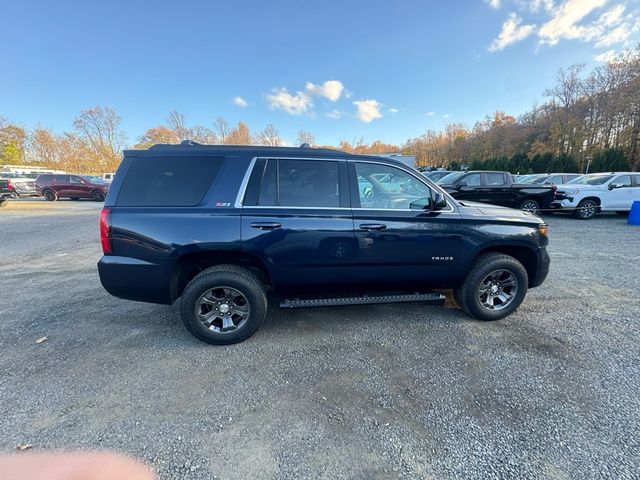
[0,179,13,207]
[438,170,555,213]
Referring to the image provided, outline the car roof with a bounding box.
[124,142,411,169]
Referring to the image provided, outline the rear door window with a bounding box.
[485,173,506,185]
[463,173,482,186]
[116,156,224,206]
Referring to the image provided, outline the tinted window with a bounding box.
[275,160,340,207]
[612,175,632,187]
[463,173,482,186]
[37,175,53,183]
[69,176,83,184]
[257,160,277,206]
[356,163,432,210]
[55,175,70,183]
[116,156,223,206]
[485,173,506,185]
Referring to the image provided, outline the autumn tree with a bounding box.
[0,117,27,164]
[227,122,252,145]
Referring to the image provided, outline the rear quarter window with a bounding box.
[116,156,224,206]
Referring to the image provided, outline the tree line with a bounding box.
[1,45,638,174]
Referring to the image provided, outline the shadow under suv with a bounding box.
[98,142,550,345]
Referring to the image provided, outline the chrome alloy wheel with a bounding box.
[477,269,519,311]
[195,286,250,333]
[579,201,596,218]
[521,200,538,213]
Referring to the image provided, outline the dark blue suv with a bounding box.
[98,142,550,344]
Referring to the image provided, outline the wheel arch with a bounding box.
[470,245,539,288]
[170,250,272,302]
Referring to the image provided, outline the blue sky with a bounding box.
[1,0,639,146]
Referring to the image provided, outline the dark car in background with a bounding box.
[36,174,109,201]
[0,179,13,207]
[438,170,556,213]
[424,170,453,182]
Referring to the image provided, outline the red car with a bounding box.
[35,174,109,201]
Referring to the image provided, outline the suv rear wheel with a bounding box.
[42,189,58,201]
[91,190,105,201]
[454,252,528,321]
[180,265,268,345]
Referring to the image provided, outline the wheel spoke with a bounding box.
[196,286,250,333]
[221,315,235,331]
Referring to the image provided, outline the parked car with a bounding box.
[527,173,582,185]
[0,178,13,207]
[0,172,38,197]
[514,174,548,184]
[35,174,109,201]
[424,170,453,182]
[437,170,556,213]
[551,172,640,219]
[98,142,550,345]
[102,172,115,183]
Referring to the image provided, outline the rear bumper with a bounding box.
[531,247,550,288]
[98,256,174,304]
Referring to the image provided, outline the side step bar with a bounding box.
[279,292,445,309]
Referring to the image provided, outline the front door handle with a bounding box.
[359,224,387,231]
[250,222,282,230]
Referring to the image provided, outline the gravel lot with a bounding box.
[1,199,639,479]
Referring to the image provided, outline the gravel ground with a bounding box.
[0,199,639,479]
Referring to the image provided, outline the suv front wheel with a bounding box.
[180,265,268,345]
[454,253,528,321]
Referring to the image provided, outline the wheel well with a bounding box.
[473,245,538,287]
[580,196,601,206]
[171,251,271,301]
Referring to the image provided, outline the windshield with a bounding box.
[437,171,466,184]
[516,174,545,183]
[568,174,613,185]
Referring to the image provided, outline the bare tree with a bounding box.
[27,127,61,164]
[296,130,315,146]
[72,106,125,169]
[257,124,282,146]
[214,117,230,144]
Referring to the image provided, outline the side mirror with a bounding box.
[429,193,447,211]
[456,181,467,188]
[608,182,623,190]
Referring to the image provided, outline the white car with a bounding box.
[551,172,640,219]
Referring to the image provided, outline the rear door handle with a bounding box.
[359,224,387,231]
[250,222,282,230]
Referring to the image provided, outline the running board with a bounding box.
[279,292,445,309]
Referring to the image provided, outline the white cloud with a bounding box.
[388,107,399,114]
[594,23,632,47]
[425,111,436,116]
[486,0,501,9]
[443,113,452,119]
[266,88,312,115]
[529,0,555,13]
[538,0,607,45]
[489,13,536,51]
[231,96,248,108]
[353,99,383,123]
[305,80,344,101]
[326,110,344,119]
[593,49,617,62]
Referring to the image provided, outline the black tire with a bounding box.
[453,252,528,321]
[91,190,105,201]
[180,265,268,345]
[520,198,539,213]
[0,199,7,208]
[616,211,629,217]
[42,189,58,201]
[573,199,598,220]
[10,191,18,199]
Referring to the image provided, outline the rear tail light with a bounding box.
[100,207,112,254]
